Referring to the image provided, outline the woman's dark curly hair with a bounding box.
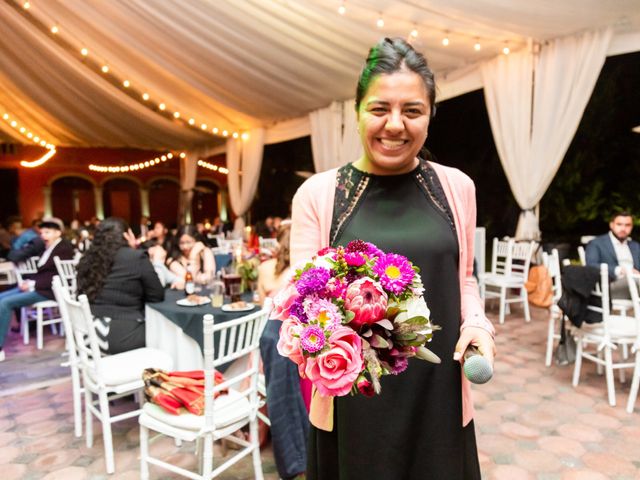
[76,217,129,302]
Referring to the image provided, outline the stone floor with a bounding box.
[0,303,639,479]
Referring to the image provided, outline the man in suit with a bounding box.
[0,217,74,361]
[585,211,640,298]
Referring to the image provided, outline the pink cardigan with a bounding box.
[290,161,495,428]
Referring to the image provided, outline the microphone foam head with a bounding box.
[464,355,493,384]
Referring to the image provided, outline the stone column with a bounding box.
[140,187,150,218]
[42,186,52,217]
[93,186,104,220]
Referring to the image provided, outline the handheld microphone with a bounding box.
[463,345,493,384]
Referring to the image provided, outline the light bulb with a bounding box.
[123,80,130,87]
[10,121,17,128]
[411,29,418,39]
[474,42,481,51]
[201,123,207,130]
[2,114,8,120]
[81,48,89,56]
[376,16,384,28]
[173,112,180,118]
[338,4,346,15]
[222,130,229,137]
[442,37,449,46]
[503,45,510,55]
[212,127,219,134]
[142,93,150,101]
[158,103,166,110]
[232,132,239,138]
[188,118,195,125]
[51,25,59,34]
[101,65,109,73]
[23,2,30,9]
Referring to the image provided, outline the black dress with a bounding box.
[307,163,481,480]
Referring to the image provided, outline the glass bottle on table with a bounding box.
[184,263,195,296]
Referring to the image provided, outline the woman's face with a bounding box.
[357,70,431,175]
[178,233,195,255]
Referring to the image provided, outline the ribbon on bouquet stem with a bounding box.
[309,387,334,431]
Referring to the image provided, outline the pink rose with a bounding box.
[271,282,300,321]
[304,326,363,396]
[277,318,305,367]
[343,277,388,329]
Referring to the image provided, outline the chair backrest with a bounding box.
[54,255,78,297]
[489,238,512,276]
[59,288,106,386]
[474,227,486,277]
[52,275,80,368]
[577,246,586,266]
[542,248,562,303]
[509,240,536,282]
[15,256,39,282]
[259,237,278,250]
[218,238,243,253]
[202,299,273,428]
[585,264,611,333]
[627,273,640,346]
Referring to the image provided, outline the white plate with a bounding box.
[221,302,255,312]
[176,297,211,307]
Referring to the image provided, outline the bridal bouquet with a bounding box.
[274,240,440,398]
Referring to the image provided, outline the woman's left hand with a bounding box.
[453,327,496,367]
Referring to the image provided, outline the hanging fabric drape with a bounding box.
[178,144,221,225]
[227,128,265,219]
[309,100,363,173]
[481,28,612,239]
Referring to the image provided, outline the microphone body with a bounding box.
[463,345,493,384]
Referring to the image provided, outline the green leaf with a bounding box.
[395,332,417,341]
[375,319,394,330]
[369,334,389,349]
[415,346,441,364]
[386,306,403,321]
[404,315,429,326]
[344,310,355,322]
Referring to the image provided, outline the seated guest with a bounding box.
[586,211,640,298]
[6,230,45,263]
[76,217,164,354]
[167,225,216,285]
[11,219,39,251]
[0,217,74,361]
[257,223,292,303]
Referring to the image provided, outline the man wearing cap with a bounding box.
[0,217,74,361]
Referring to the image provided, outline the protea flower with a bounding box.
[343,277,388,329]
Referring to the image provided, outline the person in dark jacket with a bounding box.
[76,217,164,354]
[7,234,45,263]
[0,217,74,361]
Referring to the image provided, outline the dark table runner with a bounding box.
[147,288,256,352]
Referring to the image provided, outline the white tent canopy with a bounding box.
[1,0,639,228]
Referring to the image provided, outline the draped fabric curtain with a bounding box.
[227,128,265,219]
[179,143,221,224]
[309,100,363,173]
[481,28,612,239]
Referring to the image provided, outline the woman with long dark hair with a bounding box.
[76,217,164,354]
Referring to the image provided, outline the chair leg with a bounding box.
[572,339,584,387]
[521,288,531,322]
[604,347,616,407]
[620,344,628,383]
[626,354,640,414]
[139,424,150,480]
[36,307,44,350]
[85,388,94,448]
[21,308,29,345]
[498,287,506,324]
[201,432,214,478]
[250,417,264,480]
[71,367,83,438]
[545,314,556,367]
[98,389,116,474]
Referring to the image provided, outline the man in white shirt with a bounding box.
[585,211,640,299]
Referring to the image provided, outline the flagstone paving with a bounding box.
[1,303,639,479]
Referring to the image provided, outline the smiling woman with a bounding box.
[289,37,496,480]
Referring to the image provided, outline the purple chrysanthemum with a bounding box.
[289,297,308,323]
[373,253,415,295]
[296,267,331,296]
[300,325,326,353]
[364,242,383,259]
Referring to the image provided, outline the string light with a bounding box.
[376,15,384,28]
[503,43,510,55]
[197,160,229,175]
[241,132,250,140]
[410,28,419,39]
[22,2,30,9]
[80,47,88,56]
[158,103,166,111]
[89,152,175,173]
[142,92,150,101]
[50,25,58,34]
[338,2,346,15]
[442,35,450,46]
[122,80,130,88]
[474,40,481,51]
[173,112,180,118]
[101,65,109,73]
